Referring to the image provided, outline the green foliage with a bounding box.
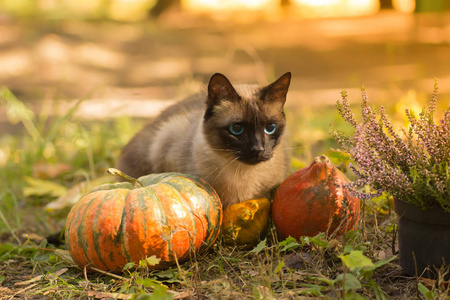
[278,236,300,252]
[286,104,354,168]
[132,285,174,300]
[302,232,329,248]
[248,239,267,255]
[339,250,374,273]
[318,250,397,299]
[418,283,438,300]
[0,191,21,234]
[415,0,448,12]
[0,240,66,267]
[0,88,140,236]
[238,231,400,299]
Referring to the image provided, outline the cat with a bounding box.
[117,72,292,208]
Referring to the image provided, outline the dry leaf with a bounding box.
[23,176,67,198]
[419,276,450,289]
[14,268,68,286]
[32,161,72,179]
[87,291,132,299]
[160,225,173,242]
[173,290,193,299]
[55,249,76,265]
[45,175,112,211]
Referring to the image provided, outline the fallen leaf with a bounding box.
[172,290,192,299]
[160,225,173,242]
[419,276,450,289]
[376,247,394,260]
[23,176,67,198]
[143,255,161,267]
[55,249,76,265]
[87,291,133,299]
[45,175,112,211]
[32,161,72,179]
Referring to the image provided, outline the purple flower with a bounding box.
[331,80,450,212]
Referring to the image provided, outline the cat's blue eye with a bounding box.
[264,123,277,135]
[229,124,244,136]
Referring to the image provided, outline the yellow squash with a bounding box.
[222,198,271,249]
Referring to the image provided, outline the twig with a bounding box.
[7,283,38,299]
[14,268,68,286]
[90,267,130,281]
[84,265,90,285]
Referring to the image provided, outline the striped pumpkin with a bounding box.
[65,170,222,273]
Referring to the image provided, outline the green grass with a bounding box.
[1,87,449,299]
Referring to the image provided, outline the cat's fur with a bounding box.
[117,72,291,207]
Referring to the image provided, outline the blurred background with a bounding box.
[1,0,450,171]
[1,0,449,113]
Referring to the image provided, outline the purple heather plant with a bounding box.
[331,80,450,213]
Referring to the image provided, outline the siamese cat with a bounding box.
[117,72,291,208]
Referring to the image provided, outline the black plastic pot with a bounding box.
[394,198,450,278]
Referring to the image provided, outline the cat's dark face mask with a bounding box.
[203,72,291,165]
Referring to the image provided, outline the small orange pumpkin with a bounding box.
[65,169,222,273]
[272,155,360,240]
[222,198,271,249]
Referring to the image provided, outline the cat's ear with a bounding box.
[207,73,240,107]
[260,72,291,105]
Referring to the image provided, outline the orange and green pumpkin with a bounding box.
[65,169,222,273]
[272,155,360,240]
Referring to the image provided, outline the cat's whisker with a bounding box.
[282,146,308,150]
[208,148,235,152]
[234,161,242,186]
[211,156,240,185]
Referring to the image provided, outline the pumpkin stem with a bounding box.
[107,168,144,188]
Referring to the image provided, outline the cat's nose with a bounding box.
[251,146,266,159]
[251,144,264,154]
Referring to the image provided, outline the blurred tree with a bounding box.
[379,0,393,9]
[148,0,180,18]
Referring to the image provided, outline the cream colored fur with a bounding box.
[140,85,290,207]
